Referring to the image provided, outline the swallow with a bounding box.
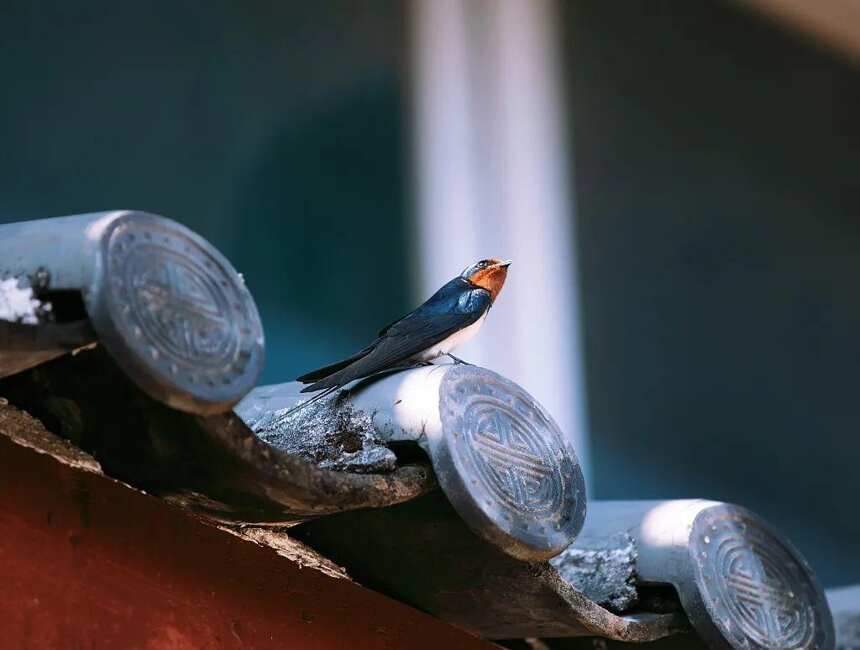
[297,258,511,395]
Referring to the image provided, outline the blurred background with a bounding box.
[1,0,858,587]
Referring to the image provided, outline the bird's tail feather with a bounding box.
[300,359,433,394]
[296,343,375,383]
[300,370,350,393]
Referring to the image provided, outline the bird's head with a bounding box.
[461,258,512,302]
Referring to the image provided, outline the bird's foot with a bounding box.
[446,353,472,366]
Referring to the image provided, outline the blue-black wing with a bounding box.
[298,277,491,392]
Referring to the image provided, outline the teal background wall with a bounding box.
[0,0,411,384]
[564,0,860,586]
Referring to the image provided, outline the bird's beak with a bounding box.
[496,260,512,269]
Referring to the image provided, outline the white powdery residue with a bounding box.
[551,532,639,613]
[0,278,43,324]
[253,394,397,474]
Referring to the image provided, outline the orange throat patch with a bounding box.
[469,266,508,301]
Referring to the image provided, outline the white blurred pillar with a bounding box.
[410,0,591,482]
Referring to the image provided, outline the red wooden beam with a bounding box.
[0,431,495,649]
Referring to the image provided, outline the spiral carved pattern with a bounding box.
[103,217,262,400]
[121,246,237,367]
[438,366,586,557]
[692,507,831,649]
[462,395,563,517]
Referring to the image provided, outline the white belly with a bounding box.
[414,311,488,361]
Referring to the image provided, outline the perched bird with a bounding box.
[297,258,511,394]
